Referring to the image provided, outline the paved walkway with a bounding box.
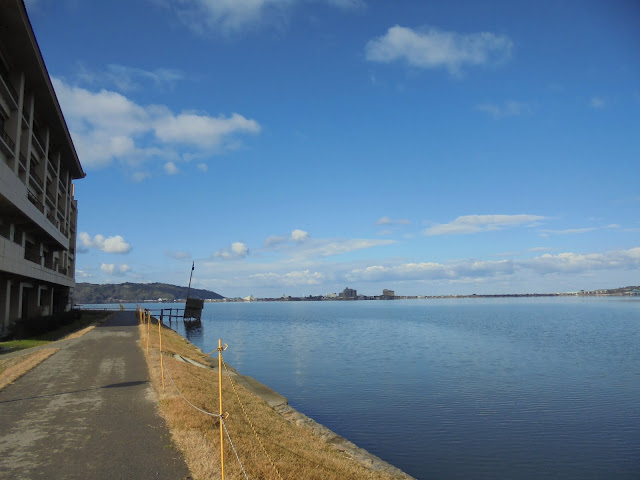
[0,311,191,479]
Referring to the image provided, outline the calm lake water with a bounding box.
[116,297,639,479]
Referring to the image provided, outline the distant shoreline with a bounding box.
[75,283,639,305]
[78,289,640,306]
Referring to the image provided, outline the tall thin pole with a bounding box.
[186,261,194,299]
[146,311,150,354]
[218,338,225,480]
[159,320,165,391]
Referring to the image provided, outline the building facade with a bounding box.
[0,0,85,336]
[340,287,357,300]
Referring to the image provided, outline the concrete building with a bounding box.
[382,289,395,298]
[339,287,357,300]
[0,0,85,336]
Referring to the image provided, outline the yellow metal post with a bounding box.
[159,319,165,391]
[218,338,225,480]
[146,311,150,354]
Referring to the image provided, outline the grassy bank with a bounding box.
[140,316,413,480]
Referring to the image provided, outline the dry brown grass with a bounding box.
[140,317,410,480]
[0,348,59,391]
[62,325,96,340]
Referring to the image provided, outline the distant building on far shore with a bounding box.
[382,289,395,299]
[339,287,357,300]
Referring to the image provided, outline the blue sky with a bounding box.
[26,0,639,297]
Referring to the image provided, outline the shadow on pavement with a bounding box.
[0,380,148,404]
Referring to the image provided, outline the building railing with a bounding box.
[46,160,56,178]
[18,152,27,171]
[24,245,41,265]
[46,209,59,228]
[44,256,54,270]
[29,171,43,193]
[27,189,45,213]
[0,73,19,108]
[32,133,45,156]
[45,190,56,208]
[0,128,15,156]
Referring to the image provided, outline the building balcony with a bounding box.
[58,179,68,195]
[46,160,56,179]
[0,237,74,288]
[28,174,43,197]
[45,189,55,208]
[32,133,45,157]
[18,152,27,171]
[24,245,41,265]
[0,73,19,110]
[27,188,44,213]
[0,128,15,158]
[46,208,59,228]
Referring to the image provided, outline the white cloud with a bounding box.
[346,246,640,284]
[100,263,131,275]
[232,242,250,257]
[347,259,514,282]
[286,238,395,261]
[76,64,183,92]
[424,214,545,236]
[590,97,606,109]
[540,224,620,235]
[166,0,293,34]
[226,233,394,264]
[131,171,151,182]
[79,232,132,254]
[158,0,363,35]
[52,78,260,170]
[524,248,640,274]
[376,216,410,225]
[166,250,191,259]
[250,269,325,286]
[164,161,179,175]
[290,229,310,242]
[75,269,92,279]
[197,163,208,172]
[215,241,250,259]
[528,247,554,253]
[476,101,531,119]
[264,235,287,246]
[328,0,364,8]
[365,25,512,74]
[154,112,260,148]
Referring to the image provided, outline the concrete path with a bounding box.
[0,311,191,479]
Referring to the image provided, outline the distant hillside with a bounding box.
[75,282,224,304]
